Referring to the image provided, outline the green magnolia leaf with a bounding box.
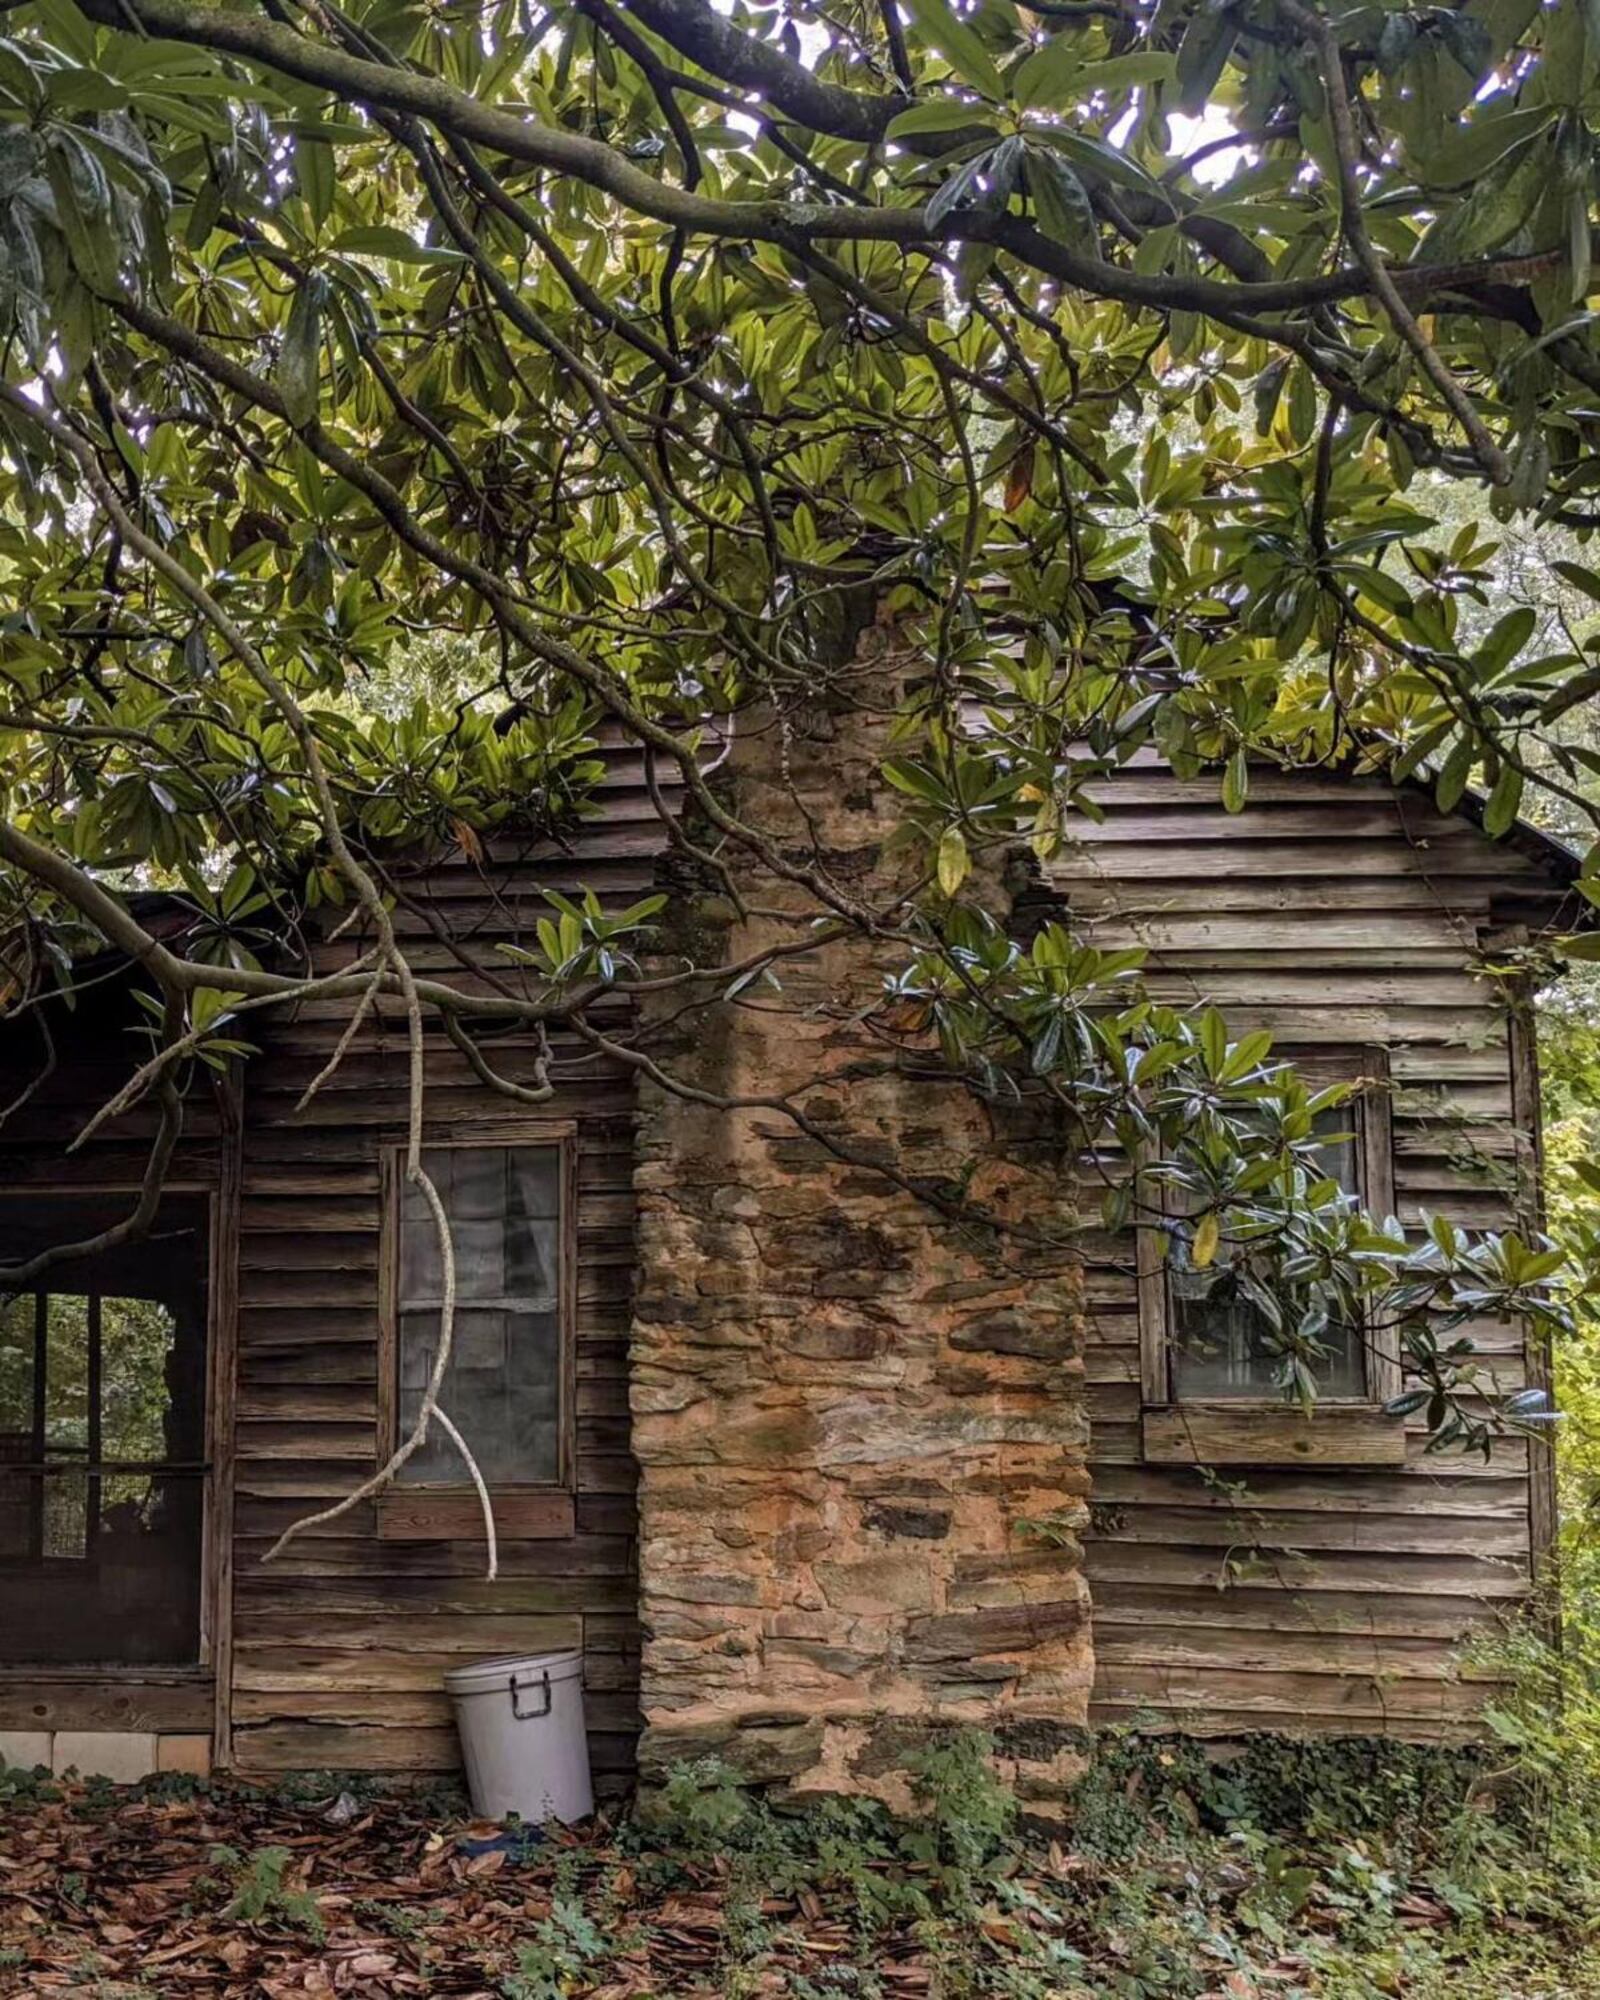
[899,0,1006,101]
[1034,125,1169,203]
[1174,1,1239,117]
[1473,606,1536,683]
[1012,34,1081,112]
[296,134,335,230]
[1416,104,1555,189]
[1084,51,1175,93]
[1570,187,1593,307]
[1435,735,1477,815]
[885,99,996,138]
[1482,762,1524,838]
[331,225,462,264]
[1025,145,1099,259]
[1414,133,1551,265]
[275,272,326,427]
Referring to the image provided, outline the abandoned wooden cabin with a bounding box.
[0,658,1587,1805]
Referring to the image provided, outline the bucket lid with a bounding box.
[443,1650,584,1697]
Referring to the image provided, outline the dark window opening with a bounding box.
[396,1145,564,1487]
[0,1195,209,1666]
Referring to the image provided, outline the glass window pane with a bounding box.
[509,1149,560,1221]
[1169,1096,1369,1401]
[506,1312,562,1480]
[1171,1283,1367,1400]
[1309,1118,1358,1191]
[397,1147,563,1486]
[398,1190,442,1304]
[504,1207,558,1305]
[448,1148,508,1221]
[452,1217,509,1303]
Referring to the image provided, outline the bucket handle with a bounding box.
[510,1668,553,1720]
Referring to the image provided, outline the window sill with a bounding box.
[1142,1402,1407,1467]
[375,1488,575,1542]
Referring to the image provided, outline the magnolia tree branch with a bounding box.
[59,0,1597,335]
[0,384,506,1571]
[1276,0,1510,486]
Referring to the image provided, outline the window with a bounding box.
[388,1142,569,1488]
[1168,1106,1368,1401]
[1138,1052,1402,1465]
[0,1194,209,1664]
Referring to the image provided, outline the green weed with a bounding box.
[210,1842,326,1941]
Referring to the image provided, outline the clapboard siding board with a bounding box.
[226,772,662,1787]
[1049,755,1572,1741]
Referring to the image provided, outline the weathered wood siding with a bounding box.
[228,755,664,1785]
[1049,758,1575,1740]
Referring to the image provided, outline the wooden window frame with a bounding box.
[375,1125,578,1542]
[1137,1047,1406,1466]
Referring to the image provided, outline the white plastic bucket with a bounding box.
[444,1650,594,1825]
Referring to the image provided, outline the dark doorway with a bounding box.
[0,1194,209,1665]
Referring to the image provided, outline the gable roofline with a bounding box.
[34,726,1600,957]
[1344,752,1594,932]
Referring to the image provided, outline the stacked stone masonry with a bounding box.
[629,616,1094,1811]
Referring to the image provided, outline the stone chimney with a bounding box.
[628,607,1093,1812]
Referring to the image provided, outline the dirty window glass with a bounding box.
[396,1146,562,1484]
[1169,1109,1367,1401]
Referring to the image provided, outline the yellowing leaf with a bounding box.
[1191,1213,1220,1269]
[937,824,970,896]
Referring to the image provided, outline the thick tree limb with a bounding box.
[64,0,1594,332]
